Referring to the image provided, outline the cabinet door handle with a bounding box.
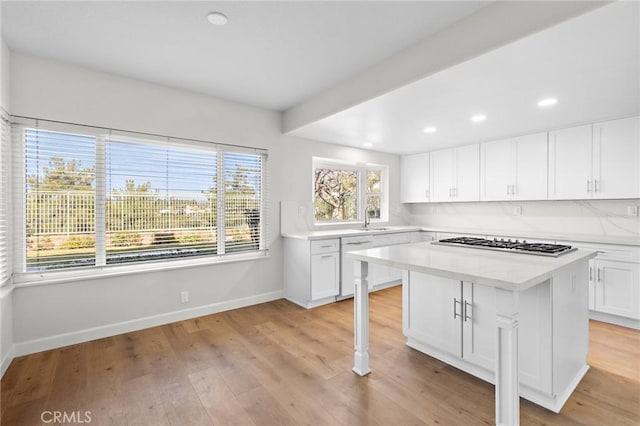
[587,180,592,193]
[506,184,510,195]
[425,189,430,199]
[597,268,601,282]
[589,267,593,281]
[453,298,462,319]
[594,179,599,193]
[511,184,516,195]
[464,301,472,322]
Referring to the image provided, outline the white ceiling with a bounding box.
[1,0,490,112]
[291,1,640,154]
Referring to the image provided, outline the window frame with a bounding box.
[312,157,388,226]
[11,117,268,281]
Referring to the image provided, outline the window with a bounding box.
[313,158,387,224]
[16,119,267,273]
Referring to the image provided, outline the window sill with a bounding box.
[13,250,270,288]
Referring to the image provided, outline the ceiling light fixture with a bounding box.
[207,12,228,26]
[362,142,373,148]
[537,97,558,107]
[423,126,437,134]
[471,114,487,123]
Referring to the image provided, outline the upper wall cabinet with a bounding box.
[480,132,548,201]
[592,116,640,199]
[549,116,639,200]
[430,144,480,202]
[402,153,430,203]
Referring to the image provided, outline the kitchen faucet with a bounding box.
[364,210,371,229]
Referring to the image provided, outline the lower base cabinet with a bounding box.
[284,238,340,308]
[403,268,588,412]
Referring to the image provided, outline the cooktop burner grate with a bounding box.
[433,237,576,257]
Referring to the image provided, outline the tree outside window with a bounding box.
[313,160,387,223]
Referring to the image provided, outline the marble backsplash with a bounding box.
[403,199,640,242]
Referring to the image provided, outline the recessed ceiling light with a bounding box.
[423,126,437,134]
[471,114,487,123]
[537,97,558,107]
[362,142,373,148]
[207,12,228,26]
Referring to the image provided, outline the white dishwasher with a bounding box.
[340,232,411,298]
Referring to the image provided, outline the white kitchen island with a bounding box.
[346,242,597,426]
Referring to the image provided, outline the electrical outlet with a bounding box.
[513,206,522,216]
[627,206,639,217]
[180,291,189,303]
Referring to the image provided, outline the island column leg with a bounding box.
[353,260,371,376]
[495,288,520,426]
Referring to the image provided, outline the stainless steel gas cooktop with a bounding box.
[432,237,577,257]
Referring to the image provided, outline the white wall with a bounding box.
[0,38,14,375]
[7,52,403,356]
[404,199,640,241]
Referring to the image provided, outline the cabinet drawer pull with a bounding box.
[597,268,601,282]
[320,245,334,249]
[321,254,333,259]
[453,298,462,319]
[345,241,367,246]
[464,301,472,322]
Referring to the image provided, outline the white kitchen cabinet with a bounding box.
[548,124,592,200]
[565,240,640,328]
[284,238,340,308]
[549,116,640,200]
[402,153,430,202]
[593,259,640,319]
[341,232,411,297]
[404,272,461,357]
[430,144,479,202]
[481,132,547,201]
[404,271,552,395]
[592,115,640,199]
[310,252,339,300]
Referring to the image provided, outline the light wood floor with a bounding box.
[1,286,639,425]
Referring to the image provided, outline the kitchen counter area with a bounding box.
[347,242,597,425]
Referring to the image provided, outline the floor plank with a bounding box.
[1,286,638,425]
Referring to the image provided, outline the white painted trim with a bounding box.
[0,344,15,377]
[0,282,15,299]
[13,289,283,357]
[590,310,640,330]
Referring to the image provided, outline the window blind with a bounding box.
[13,118,268,274]
[24,125,97,271]
[0,110,10,285]
[105,136,218,264]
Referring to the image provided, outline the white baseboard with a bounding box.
[1,345,15,377]
[13,290,284,358]
[590,311,640,330]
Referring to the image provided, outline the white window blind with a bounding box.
[0,110,10,285]
[105,136,218,264]
[14,118,267,273]
[24,125,97,271]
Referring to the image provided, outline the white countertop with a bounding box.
[281,224,638,247]
[281,225,422,240]
[417,226,639,247]
[346,242,597,292]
